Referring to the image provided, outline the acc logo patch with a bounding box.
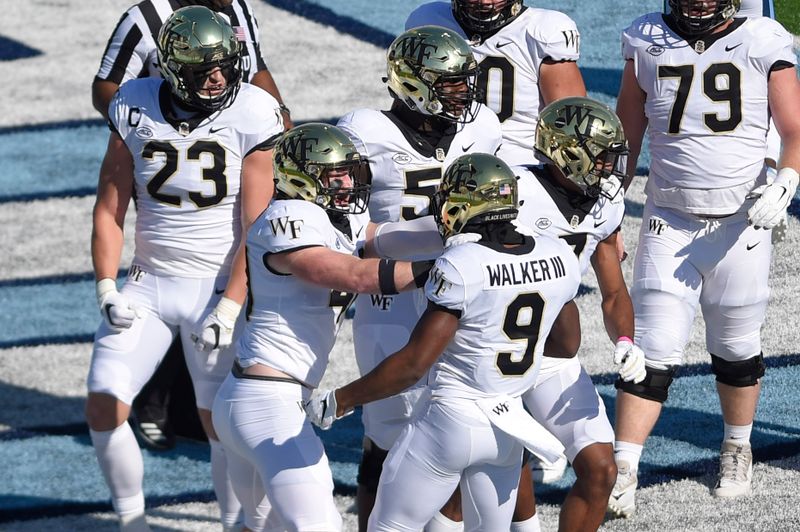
[535,218,552,230]
[135,127,154,139]
[646,45,665,56]
[392,153,412,165]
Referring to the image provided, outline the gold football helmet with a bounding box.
[434,153,518,238]
[386,25,480,123]
[668,0,741,35]
[157,6,242,112]
[273,123,371,214]
[535,97,628,198]
[452,0,524,34]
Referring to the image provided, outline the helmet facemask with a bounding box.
[452,0,523,34]
[667,0,741,35]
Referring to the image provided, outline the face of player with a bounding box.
[437,79,470,119]
[460,0,511,20]
[321,168,354,208]
[198,66,229,99]
[679,0,719,19]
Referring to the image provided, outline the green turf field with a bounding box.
[776,0,800,34]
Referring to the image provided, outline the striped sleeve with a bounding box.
[234,0,268,75]
[95,9,146,84]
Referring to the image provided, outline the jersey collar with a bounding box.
[662,14,746,54]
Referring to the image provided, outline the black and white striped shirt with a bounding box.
[96,0,268,85]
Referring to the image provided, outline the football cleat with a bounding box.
[713,440,753,498]
[608,460,638,518]
[131,408,176,451]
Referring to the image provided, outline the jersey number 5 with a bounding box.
[143,140,228,207]
[496,292,545,376]
[658,62,742,134]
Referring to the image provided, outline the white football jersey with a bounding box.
[237,200,369,387]
[623,15,796,215]
[339,104,502,335]
[426,232,580,400]
[406,2,581,166]
[110,78,283,277]
[516,166,625,277]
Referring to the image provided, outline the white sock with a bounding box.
[723,423,753,443]
[90,423,145,518]
[614,441,644,473]
[424,511,464,532]
[512,513,541,532]
[210,438,243,528]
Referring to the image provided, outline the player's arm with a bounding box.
[616,60,647,189]
[747,66,800,229]
[92,132,133,281]
[362,216,443,260]
[92,11,146,119]
[267,247,431,296]
[249,70,293,130]
[192,148,275,352]
[591,230,645,383]
[334,303,458,417]
[92,132,140,331]
[591,231,633,342]
[92,80,121,120]
[539,59,587,105]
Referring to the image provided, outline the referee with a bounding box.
[93,0,292,127]
[91,0,292,458]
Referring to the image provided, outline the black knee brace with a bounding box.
[711,352,765,387]
[615,365,678,403]
[357,438,389,493]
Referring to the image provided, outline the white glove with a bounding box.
[96,278,141,332]
[599,175,624,203]
[191,296,241,352]
[747,168,799,230]
[613,337,646,384]
[304,389,350,430]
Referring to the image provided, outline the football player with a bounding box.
[305,153,582,530]
[428,98,646,532]
[85,7,283,531]
[406,0,587,167]
[405,0,593,488]
[609,0,800,518]
[211,123,434,531]
[336,25,503,531]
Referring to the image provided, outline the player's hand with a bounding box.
[96,279,141,332]
[747,168,799,230]
[304,389,349,430]
[191,296,241,352]
[613,337,646,384]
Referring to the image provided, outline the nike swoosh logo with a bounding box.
[725,43,742,52]
[462,142,475,152]
[594,220,606,228]
[209,126,226,134]
[215,288,225,295]
[746,242,759,251]
[496,41,513,49]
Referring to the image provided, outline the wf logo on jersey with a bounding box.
[369,294,393,311]
[648,217,668,235]
[492,401,510,415]
[269,217,304,239]
[562,30,579,51]
[429,266,453,297]
[127,264,147,283]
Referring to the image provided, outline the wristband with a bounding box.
[215,296,242,323]
[378,259,398,295]
[617,336,633,344]
[411,260,434,288]
[96,278,117,302]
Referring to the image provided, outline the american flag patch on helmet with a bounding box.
[499,183,512,195]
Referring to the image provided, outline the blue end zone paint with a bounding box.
[0,35,42,61]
